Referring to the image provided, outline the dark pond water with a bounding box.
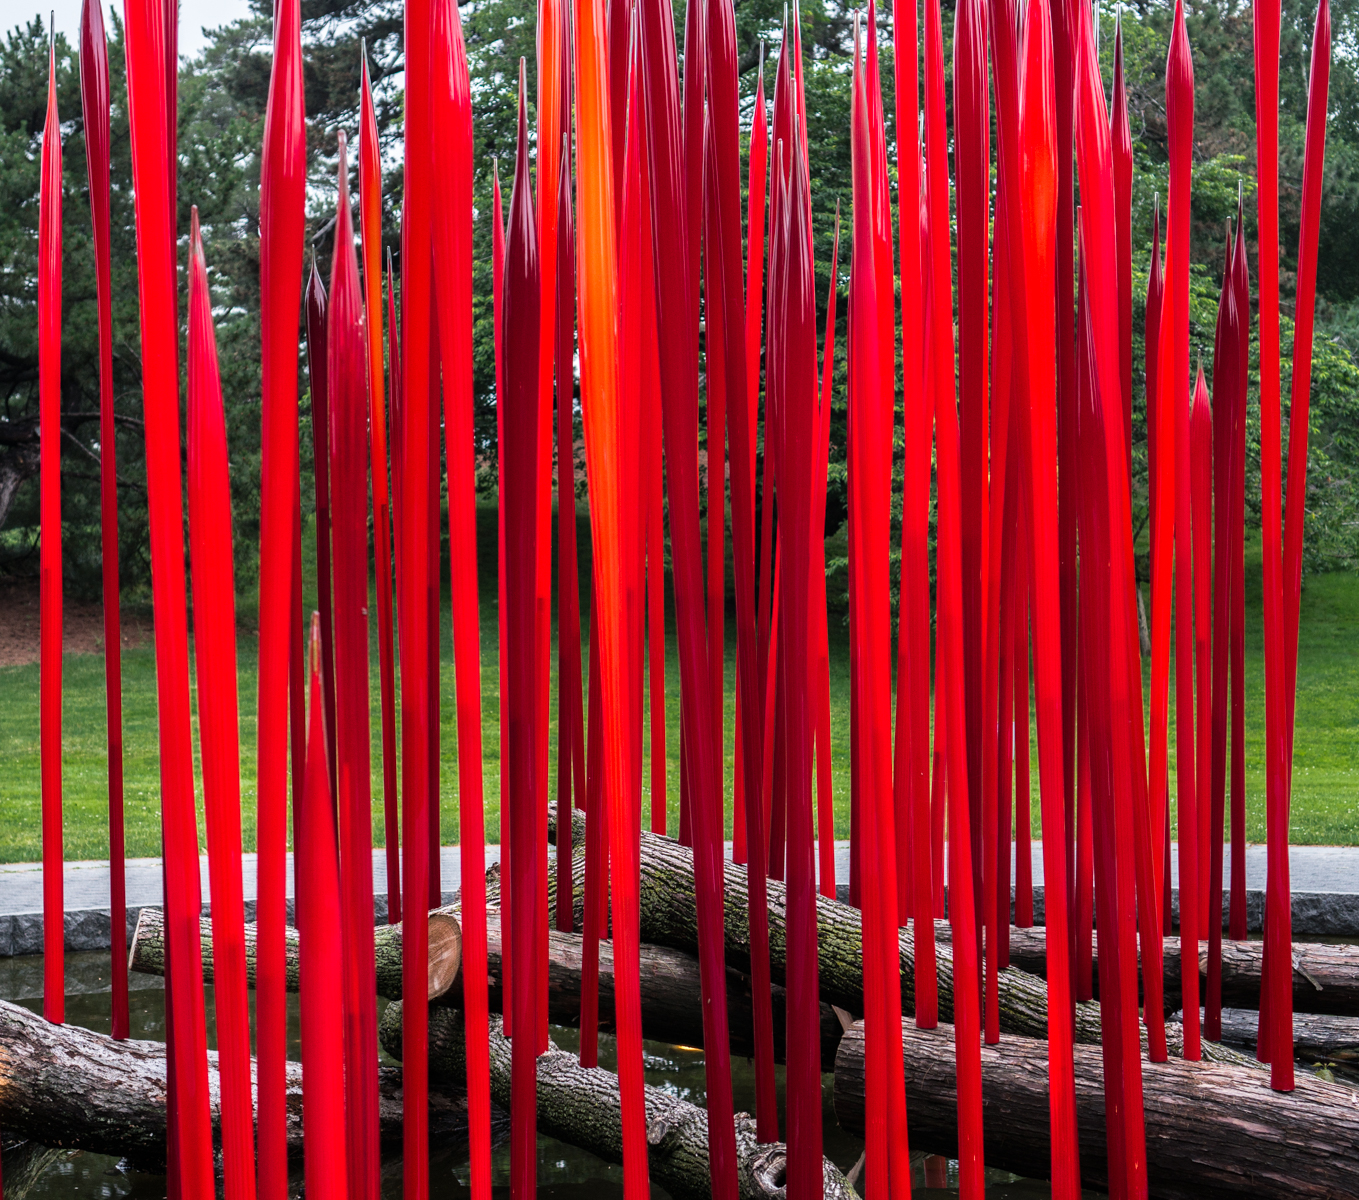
[0,952,1065,1197]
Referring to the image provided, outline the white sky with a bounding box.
[1,0,258,61]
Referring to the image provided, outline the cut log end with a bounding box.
[426,911,463,1001]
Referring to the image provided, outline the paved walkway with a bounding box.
[0,839,1354,954]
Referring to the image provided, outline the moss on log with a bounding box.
[379,1000,858,1200]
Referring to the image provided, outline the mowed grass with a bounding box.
[0,514,1355,862]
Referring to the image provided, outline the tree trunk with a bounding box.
[1216,1006,1359,1063]
[378,1001,858,1200]
[547,806,1250,1066]
[833,1017,1359,1200]
[988,923,1359,1018]
[0,996,497,1169]
[128,903,462,1002]
[131,902,848,1071]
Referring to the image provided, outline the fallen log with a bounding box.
[834,1017,1359,1200]
[0,996,499,1168]
[1213,1006,1359,1062]
[131,903,847,1070]
[987,923,1359,1018]
[379,1000,857,1200]
[128,903,462,1002]
[546,806,1249,1066]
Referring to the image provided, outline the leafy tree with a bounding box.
[2,0,1358,608]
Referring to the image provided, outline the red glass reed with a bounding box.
[79,0,128,1038]
[991,0,1080,1186]
[812,210,840,899]
[893,0,935,1016]
[298,614,350,1200]
[727,56,778,1137]
[925,0,983,1184]
[1053,0,1079,912]
[290,478,306,807]
[502,74,542,1196]
[1192,370,1214,939]
[186,211,256,1200]
[255,0,306,1187]
[321,133,381,1200]
[1072,9,1163,1073]
[702,154,727,882]
[123,0,215,1186]
[555,145,586,930]
[574,0,649,1185]
[578,614,609,1066]
[953,0,989,949]
[931,654,946,918]
[399,0,436,1191]
[848,24,910,1193]
[642,170,666,843]
[1209,237,1239,1036]
[707,3,761,909]
[305,265,338,788]
[429,1,490,1184]
[1268,0,1331,1089]
[735,56,767,870]
[988,168,1022,963]
[1074,2,1160,1168]
[1252,0,1287,1078]
[38,32,63,1027]
[534,3,567,1047]
[387,250,403,563]
[853,3,895,925]
[1163,0,1201,1060]
[493,164,511,1032]
[359,53,401,925]
[645,295,667,841]
[997,371,1030,1005]
[1228,214,1250,942]
[1112,20,1133,473]
[620,26,650,925]
[1145,195,1176,941]
[701,12,752,1179]
[772,107,824,1200]
[998,557,1016,967]
[425,334,443,914]
[1073,228,1148,1200]
[634,0,738,1186]
[1014,550,1034,930]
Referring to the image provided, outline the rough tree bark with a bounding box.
[834,1017,1359,1200]
[987,923,1359,1018]
[1216,1006,1359,1062]
[378,1001,858,1200]
[0,996,497,1168]
[131,903,847,1069]
[546,806,1250,1066]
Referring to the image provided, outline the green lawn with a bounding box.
[0,513,1355,862]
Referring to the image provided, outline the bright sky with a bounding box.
[1,0,258,60]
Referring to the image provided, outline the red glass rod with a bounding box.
[38,30,63,1028]
[254,0,307,1189]
[79,0,128,1039]
[186,212,257,1200]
